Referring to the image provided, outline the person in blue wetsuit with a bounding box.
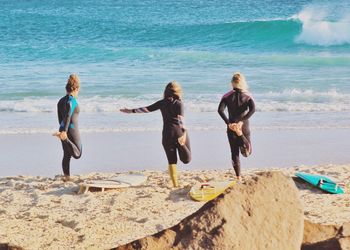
[120,81,191,187]
[53,74,82,181]
[218,72,255,181]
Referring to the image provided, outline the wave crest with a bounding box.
[295,5,350,46]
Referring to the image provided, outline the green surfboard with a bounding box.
[295,172,344,194]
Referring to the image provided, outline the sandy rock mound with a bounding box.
[115,171,304,250]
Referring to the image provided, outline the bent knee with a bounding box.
[242,149,252,158]
[72,151,82,159]
[181,156,191,164]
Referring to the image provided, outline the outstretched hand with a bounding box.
[228,123,237,132]
[120,108,132,113]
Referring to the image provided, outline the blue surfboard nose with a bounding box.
[295,172,344,194]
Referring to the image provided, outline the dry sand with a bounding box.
[0,164,349,249]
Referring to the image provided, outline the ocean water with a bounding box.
[1,0,350,134]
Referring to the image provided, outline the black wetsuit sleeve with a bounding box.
[146,100,162,112]
[57,103,61,125]
[63,101,73,132]
[218,99,230,125]
[132,100,162,113]
[240,98,255,121]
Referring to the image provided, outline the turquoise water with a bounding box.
[1,0,350,133]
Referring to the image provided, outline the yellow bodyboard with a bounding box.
[189,180,235,202]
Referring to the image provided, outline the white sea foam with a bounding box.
[257,101,347,112]
[295,4,350,46]
[1,89,349,114]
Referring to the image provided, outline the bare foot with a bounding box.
[52,132,68,141]
[236,176,242,182]
[62,175,71,182]
[178,132,187,146]
[235,121,243,136]
[60,132,68,141]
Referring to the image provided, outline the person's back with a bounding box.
[160,97,184,137]
[219,88,254,132]
[57,94,80,132]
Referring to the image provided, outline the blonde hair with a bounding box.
[66,74,80,93]
[164,81,182,99]
[231,72,248,91]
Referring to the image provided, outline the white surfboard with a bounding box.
[78,173,147,194]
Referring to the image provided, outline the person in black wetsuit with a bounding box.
[53,74,82,181]
[218,72,255,181]
[120,81,191,187]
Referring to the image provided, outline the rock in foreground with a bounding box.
[115,171,304,250]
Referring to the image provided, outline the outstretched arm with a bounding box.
[120,100,163,114]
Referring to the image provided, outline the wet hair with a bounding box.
[231,72,248,91]
[163,81,182,99]
[66,74,80,93]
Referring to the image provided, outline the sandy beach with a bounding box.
[0,164,349,249]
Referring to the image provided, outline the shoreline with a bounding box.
[0,164,349,249]
[1,128,350,177]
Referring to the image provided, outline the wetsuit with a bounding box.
[57,95,82,176]
[132,97,191,165]
[218,88,255,177]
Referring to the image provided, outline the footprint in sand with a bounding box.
[14,182,31,190]
[56,219,79,230]
[156,224,164,231]
[75,208,87,213]
[135,194,153,200]
[5,180,15,187]
[138,218,149,223]
[37,214,49,220]
[29,192,40,206]
[102,207,111,213]
[77,235,85,243]
[50,197,61,204]
[105,197,116,206]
